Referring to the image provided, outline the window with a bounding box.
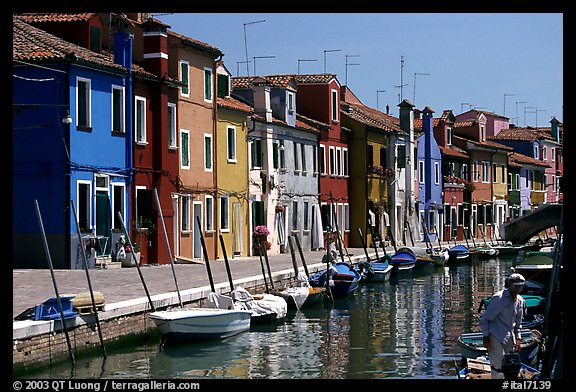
[135,96,146,143]
[220,196,230,231]
[294,142,301,171]
[397,144,406,168]
[180,129,190,169]
[227,126,236,162]
[251,139,263,168]
[217,73,229,98]
[112,183,125,230]
[343,148,349,177]
[112,85,125,133]
[312,145,318,174]
[288,92,294,114]
[461,163,469,181]
[482,161,490,182]
[492,163,497,183]
[336,147,342,176]
[367,145,374,167]
[331,89,338,122]
[303,201,309,231]
[473,161,479,181]
[76,77,91,128]
[501,164,506,184]
[379,147,386,167]
[435,161,440,184]
[533,145,539,159]
[181,195,190,232]
[292,201,298,230]
[205,195,214,232]
[508,172,513,191]
[168,103,177,148]
[301,144,307,173]
[447,128,453,145]
[418,160,425,183]
[180,60,189,96]
[344,203,350,231]
[279,140,286,169]
[204,67,212,102]
[90,26,101,52]
[204,134,213,171]
[329,146,335,175]
[136,187,154,230]
[551,147,555,162]
[515,174,520,191]
[77,181,92,231]
[319,144,326,175]
[542,146,547,160]
[480,125,485,142]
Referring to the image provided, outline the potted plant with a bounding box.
[122,242,141,267]
[252,225,271,255]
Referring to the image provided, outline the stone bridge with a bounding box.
[500,204,563,244]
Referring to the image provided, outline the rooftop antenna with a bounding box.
[377,90,386,111]
[413,72,429,106]
[236,60,251,77]
[460,102,471,113]
[323,49,341,73]
[297,59,317,74]
[535,109,546,129]
[345,54,360,85]
[524,106,537,127]
[503,93,515,117]
[399,55,405,101]
[243,19,266,77]
[514,101,527,126]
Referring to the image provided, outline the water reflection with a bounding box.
[20,255,523,379]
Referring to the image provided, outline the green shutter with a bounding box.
[181,63,189,95]
[90,26,101,53]
[204,69,212,100]
[217,74,229,98]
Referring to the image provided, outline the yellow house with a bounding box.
[215,61,253,258]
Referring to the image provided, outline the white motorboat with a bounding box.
[149,306,252,342]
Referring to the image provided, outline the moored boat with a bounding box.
[389,247,417,277]
[308,262,361,298]
[512,255,556,285]
[458,355,540,379]
[448,244,470,262]
[148,306,252,342]
[355,258,394,282]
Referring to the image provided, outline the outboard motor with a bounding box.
[502,352,521,380]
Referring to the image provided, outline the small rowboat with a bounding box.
[308,262,361,298]
[389,247,416,277]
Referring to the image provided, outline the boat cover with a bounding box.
[280,271,312,309]
[205,292,235,310]
[231,287,288,319]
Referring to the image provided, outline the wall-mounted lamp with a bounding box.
[62,110,72,124]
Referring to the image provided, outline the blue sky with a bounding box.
[156,13,563,126]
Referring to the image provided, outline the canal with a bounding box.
[20,253,525,379]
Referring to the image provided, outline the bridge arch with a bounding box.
[500,204,562,244]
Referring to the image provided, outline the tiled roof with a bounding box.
[13,17,125,72]
[16,13,98,23]
[458,109,509,120]
[413,118,440,131]
[294,74,337,84]
[453,134,514,152]
[508,152,550,168]
[232,75,296,89]
[217,96,253,114]
[454,120,475,127]
[296,114,330,130]
[341,102,400,132]
[490,127,556,142]
[439,145,469,159]
[167,30,222,57]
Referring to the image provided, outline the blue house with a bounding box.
[416,107,443,243]
[13,16,134,268]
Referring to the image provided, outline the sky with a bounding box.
[155,13,563,126]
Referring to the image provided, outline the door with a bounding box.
[232,202,243,255]
[193,202,203,259]
[95,191,112,255]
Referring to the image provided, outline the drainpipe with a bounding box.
[64,62,71,268]
[213,55,222,258]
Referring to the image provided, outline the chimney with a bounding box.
[550,117,561,144]
[398,99,415,134]
[142,18,169,78]
[113,17,133,68]
[423,106,435,162]
[252,79,273,123]
[386,104,389,115]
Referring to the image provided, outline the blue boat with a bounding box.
[355,256,394,282]
[448,244,470,262]
[308,262,361,298]
[389,247,417,277]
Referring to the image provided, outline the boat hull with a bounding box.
[149,308,252,342]
[308,262,360,298]
[457,329,542,368]
[389,248,416,277]
[355,260,393,282]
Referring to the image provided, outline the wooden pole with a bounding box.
[367,224,380,260]
[257,242,270,292]
[117,212,156,311]
[219,233,235,291]
[153,189,182,308]
[34,200,75,366]
[196,216,215,292]
[388,224,398,252]
[292,234,309,276]
[329,191,347,264]
[287,236,300,277]
[261,238,275,291]
[357,228,371,262]
[70,200,106,358]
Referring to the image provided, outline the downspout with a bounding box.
[64,62,71,268]
[121,32,134,237]
[212,55,222,258]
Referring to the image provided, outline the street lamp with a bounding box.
[323,49,341,74]
[243,19,266,77]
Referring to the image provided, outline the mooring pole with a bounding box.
[70,200,106,358]
[34,200,75,367]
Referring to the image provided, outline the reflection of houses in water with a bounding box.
[318,305,353,378]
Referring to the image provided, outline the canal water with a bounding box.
[22,253,526,379]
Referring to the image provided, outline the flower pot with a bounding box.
[122,252,140,268]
